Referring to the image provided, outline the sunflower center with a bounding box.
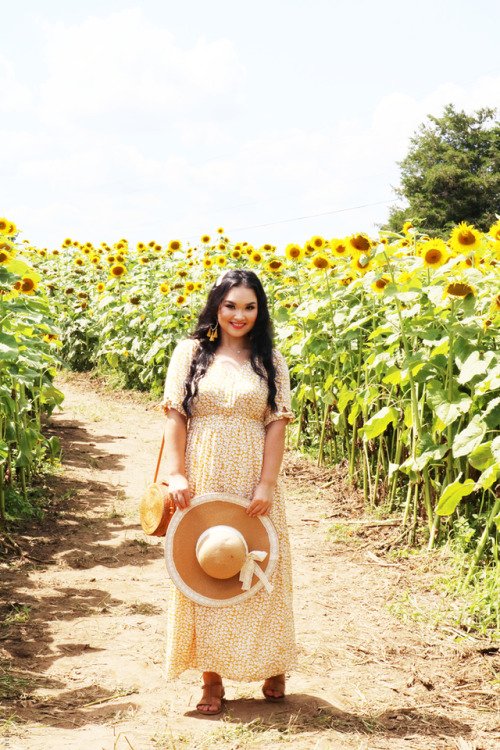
[458,230,475,245]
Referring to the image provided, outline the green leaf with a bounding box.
[452,416,486,458]
[337,386,354,414]
[469,441,494,471]
[436,477,475,516]
[360,406,398,439]
[382,366,402,385]
[426,385,472,428]
[475,464,500,491]
[0,332,19,362]
[457,350,495,385]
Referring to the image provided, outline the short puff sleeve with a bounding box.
[264,350,294,427]
[160,339,197,417]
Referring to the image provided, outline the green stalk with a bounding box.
[462,492,500,589]
[383,249,433,530]
[0,464,5,529]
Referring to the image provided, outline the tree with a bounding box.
[386,104,500,237]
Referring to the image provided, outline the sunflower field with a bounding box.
[0,219,63,527]
[6,218,500,595]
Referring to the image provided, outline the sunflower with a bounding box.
[195,282,203,291]
[91,255,99,264]
[203,257,214,269]
[97,282,105,292]
[129,296,140,305]
[0,218,11,234]
[218,242,226,251]
[338,275,355,286]
[159,282,170,295]
[449,222,482,254]
[216,255,227,267]
[201,234,211,244]
[110,264,127,278]
[137,242,146,252]
[330,239,349,258]
[261,243,273,252]
[184,281,196,294]
[148,240,156,248]
[74,257,84,267]
[347,234,371,255]
[285,243,304,261]
[309,235,326,251]
[39,249,47,257]
[231,249,242,259]
[351,254,373,275]
[115,254,125,263]
[115,241,126,251]
[175,294,187,306]
[177,269,189,278]
[244,245,254,255]
[106,254,116,264]
[311,254,331,270]
[371,276,391,294]
[420,239,449,269]
[153,244,162,253]
[490,294,500,312]
[43,333,59,343]
[63,237,72,247]
[489,223,500,242]
[140,256,150,264]
[169,240,182,252]
[446,282,475,297]
[78,291,89,300]
[267,259,284,273]
[403,221,414,234]
[0,249,11,265]
[250,251,263,264]
[217,227,224,234]
[20,277,37,295]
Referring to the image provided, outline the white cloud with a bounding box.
[38,8,245,129]
[0,55,33,113]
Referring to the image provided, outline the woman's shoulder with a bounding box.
[173,338,199,355]
[271,348,289,369]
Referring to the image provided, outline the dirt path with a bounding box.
[1,373,500,750]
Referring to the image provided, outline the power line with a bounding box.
[183,198,398,238]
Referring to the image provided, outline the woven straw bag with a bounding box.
[140,435,175,537]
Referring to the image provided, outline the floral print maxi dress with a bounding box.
[161,338,297,681]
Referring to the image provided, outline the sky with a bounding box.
[3,0,500,251]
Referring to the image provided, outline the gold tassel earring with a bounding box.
[207,323,218,342]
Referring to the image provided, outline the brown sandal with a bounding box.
[262,674,285,702]
[196,682,225,715]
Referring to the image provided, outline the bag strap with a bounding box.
[153,433,165,484]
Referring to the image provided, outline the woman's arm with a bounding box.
[164,408,192,509]
[246,418,287,517]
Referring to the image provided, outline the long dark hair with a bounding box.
[182,269,277,416]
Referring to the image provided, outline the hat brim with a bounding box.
[164,493,279,607]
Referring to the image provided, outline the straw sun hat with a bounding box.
[164,493,279,607]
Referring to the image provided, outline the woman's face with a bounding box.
[217,285,258,342]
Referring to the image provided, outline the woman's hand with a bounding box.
[168,473,193,509]
[246,481,274,517]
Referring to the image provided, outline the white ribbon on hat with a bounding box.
[239,550,273,594]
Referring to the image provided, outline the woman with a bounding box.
[161,268,296,714]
